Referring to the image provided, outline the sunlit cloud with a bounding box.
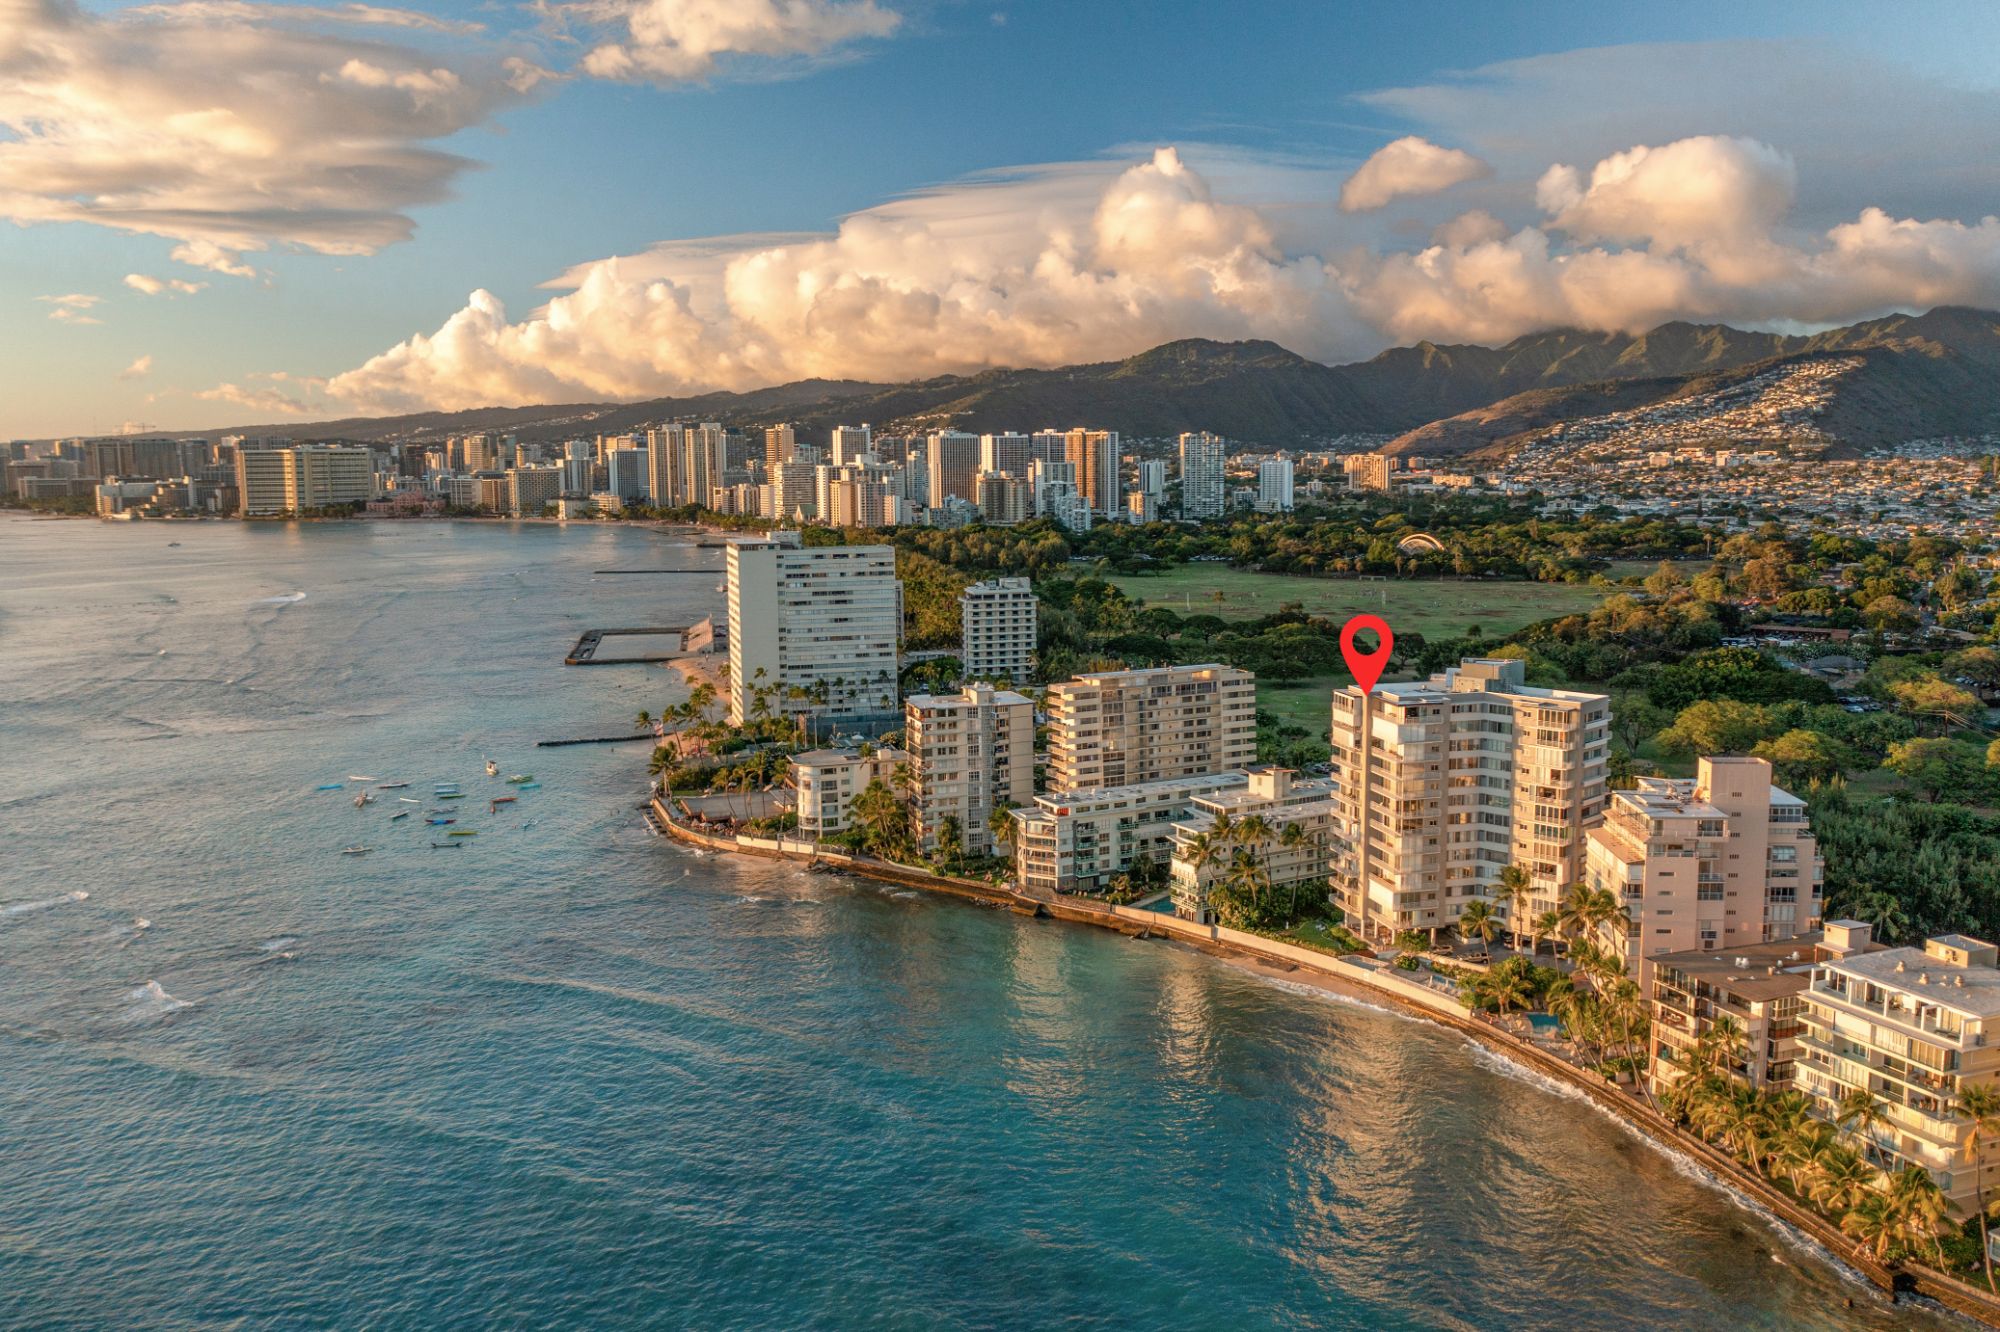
[544,0,901,83]
[118,353,154,379]
[124,273,209,295]
[1338,136,1490,212]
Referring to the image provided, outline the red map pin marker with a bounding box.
[1340,614,1394,693]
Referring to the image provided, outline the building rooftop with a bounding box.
[1823,939,2000,1018]
[1654,930,1877,1003]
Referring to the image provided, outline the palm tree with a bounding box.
[1279,821,1309,921]
[1837,1086,1892,1167]
[1457,899,1499,957]
[1484,963,1532,1019]
[1842,1191,1902,1261]
[1885,1165,1954,1265]
[1530,909,1562,960]
[634,709,654,732]
[987,803,1018,859]
[1958,1086,2000,1290]
[1811,1148,1880,1217]
[1497,864,1531,952]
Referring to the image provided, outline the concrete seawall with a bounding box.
[649,797,1999,1322]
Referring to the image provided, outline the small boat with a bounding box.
[391,811,411,821]
[315,783,344,791]
[517,782,541,791]
[377,781,409,790]
[348,775,376,782]
[167,541,181,547]
[437,792,465,800]
[447,829,477,838]
[398,797,422,804]
[340,846,371,855]
[426,818,455,826]
[352,792,375,807]
[485,759,499,777]
[506,774,532,785]
[429,841,462,849]
[490,796,516,809]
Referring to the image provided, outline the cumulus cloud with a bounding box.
[196,380,313,414]
[0,0,540,273]
[320,137,2000,413]
[118,354,154,379]
[124,273,208,295]
[1339,136,1490,212]
[550,0,901,83]
[38,292,103,323]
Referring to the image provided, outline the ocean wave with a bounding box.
[122,979,193,1022]
[250,592,307,607]
[3,890,88,917]
[259,936,299,951]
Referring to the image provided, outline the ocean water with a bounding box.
[0,516,1954,1330]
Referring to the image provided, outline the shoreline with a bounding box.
[650,796,2000,1326]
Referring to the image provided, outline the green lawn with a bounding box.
[1259,675,1341,735]
[1109,566,1612,643]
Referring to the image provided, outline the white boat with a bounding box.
[348,775,377,782]
[340,846,371,855]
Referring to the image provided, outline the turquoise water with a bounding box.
[0,516,1950,1330]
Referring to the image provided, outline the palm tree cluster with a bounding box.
[1663,1019,1967,1273]
[1181,814,1327,930]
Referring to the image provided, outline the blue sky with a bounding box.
[7,0,2000,436]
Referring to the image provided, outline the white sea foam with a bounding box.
[259,936,299,951]
[251,592,307,607]
[3,890,88,917]
[122,980,193,1022]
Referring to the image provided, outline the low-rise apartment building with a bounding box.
[1047,663,1256,792]
[1168,767,1338,923]
[905,684,1035,857]
[1648,921,1878,1098]
[1013,771,1248,898]
[959,577,1037,684]
[788,747,910,840]
[1798,931,2000,1211]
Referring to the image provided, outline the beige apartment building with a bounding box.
[1587,757,1823,984]
[1168,767,1338,923]
[1329,657,1610,943]
[1047,663,1256,793]
[1798,931,2000,1211]
[959,577,1037,683]
[1648,921,1878,1099]
[904,684,1035,857]
[1013,771,1248,898]
[788,747,910,840]
[234,444,374,515]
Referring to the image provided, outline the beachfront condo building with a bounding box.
[1169,767,1339,923]
[725,533,902,729]
[1797,931,2000,1211]
[646,423,727,509]
[960,577,1038,683]
[1586,757,1823,985]
[1647,921,1879,1099]
[789,746,911,840]
[1178,432,1226,519]
[1013,771,1249,898]
[507,464,563,517]
[1046,663,1257,793]
[904,684,1036,857]
[1329,657,1610,944]
[234,445,374,515]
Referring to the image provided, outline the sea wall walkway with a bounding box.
[649,796,2000,1324]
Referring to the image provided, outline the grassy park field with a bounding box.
[1104,567,1617,739]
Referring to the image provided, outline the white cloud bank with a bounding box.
[1338,136,1490,212]
[551,0,901,83]
[118,354,153,379]
[325,137,2000,413]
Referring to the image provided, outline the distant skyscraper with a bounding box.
[1179,432,1226,519]
[764,424,796,466]
[1256,458,1294,512]
[1063,428,1120,516]
[926,430,981,507]
[831,425,872,466]
[606,447,648,501]
[1136,459,1168,499]
[979,432,1031,478]
[975,471,1032,526]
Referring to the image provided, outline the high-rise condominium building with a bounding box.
[1256,458,1295,512]
[764,424,796,467]
[1586,756,1823,984]
[960,577,1037,683]
[508,464,563,517]
[1799,931,2000,1211]
[1329,657,1611,943]
[1062,428,1120,516]
[1047,663,1257,793]
[979,433,1031,478]
[1135,459,1168,500]
[1125,490,1157,524]
[606,447,648,500]
[926,431,982,508]
[724,533,902,728]
[765,461,817,521]
[645,423,727,508]
[831,425,872,467]
[974,472,1032,527]
[1179,432,1226,518]
[905,684,1036,856]
[234,445,374,515]
[1345,454,1396,492]
[1169,767,1339,923]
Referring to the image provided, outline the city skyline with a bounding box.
[8,1,2000,438]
